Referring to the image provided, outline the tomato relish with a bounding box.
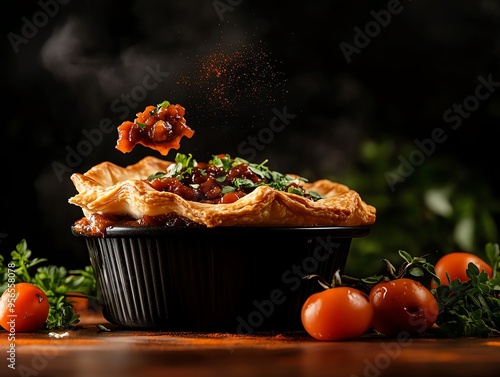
[73,213,203,237]
[116,101,194,156]
[145,153,322,205]
[148,159,256,204]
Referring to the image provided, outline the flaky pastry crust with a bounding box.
[69,156,376,227]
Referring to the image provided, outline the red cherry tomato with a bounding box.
[0,283,50,332]
[431,252,493,288]
[301,286,373,341]
[369,278,438,337]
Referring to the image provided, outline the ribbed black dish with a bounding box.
[72,225,370,333]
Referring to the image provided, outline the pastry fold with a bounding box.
[69,156,376,227]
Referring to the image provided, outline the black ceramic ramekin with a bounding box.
[73,225,370,333]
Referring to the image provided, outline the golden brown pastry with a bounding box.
[69,155,376,229]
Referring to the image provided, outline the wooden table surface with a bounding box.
[2,309,500,377]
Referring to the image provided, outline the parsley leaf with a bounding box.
[147,153,197,181]
[211,154,233,171]
[149,100,171,116]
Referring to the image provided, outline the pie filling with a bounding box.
[116,101,194,156]
[73,213,203,237]
[145,153,323,204]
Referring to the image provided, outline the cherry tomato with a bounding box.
[0,283,50,332]
[301,286,373,341]
[431,252,493,288]
[221,191,240,204]
[369,278,438,337]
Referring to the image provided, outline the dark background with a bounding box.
[2,0,500,270]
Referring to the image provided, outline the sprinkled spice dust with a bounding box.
[175,42,288,130]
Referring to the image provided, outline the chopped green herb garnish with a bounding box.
[146,153,325,201]
[211,155,233,171]
[308,191,324,200]
[287,186,305,196]
[153,153,197,180]
[149,100,171,116]
[97,324,111,332]
[147,171,167,180]
[221,186,236,194]
[233,178,256,188]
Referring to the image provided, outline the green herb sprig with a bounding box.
[434,259,500,338]
[0,239,97,329]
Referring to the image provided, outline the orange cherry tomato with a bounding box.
[221,191,240,204]
[0,283,50,332]
[369,278,438,337]
[301,286,373,341]
[431,252,493,288]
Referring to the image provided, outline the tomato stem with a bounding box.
[381,258,400,279]
[302,274,332,290]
